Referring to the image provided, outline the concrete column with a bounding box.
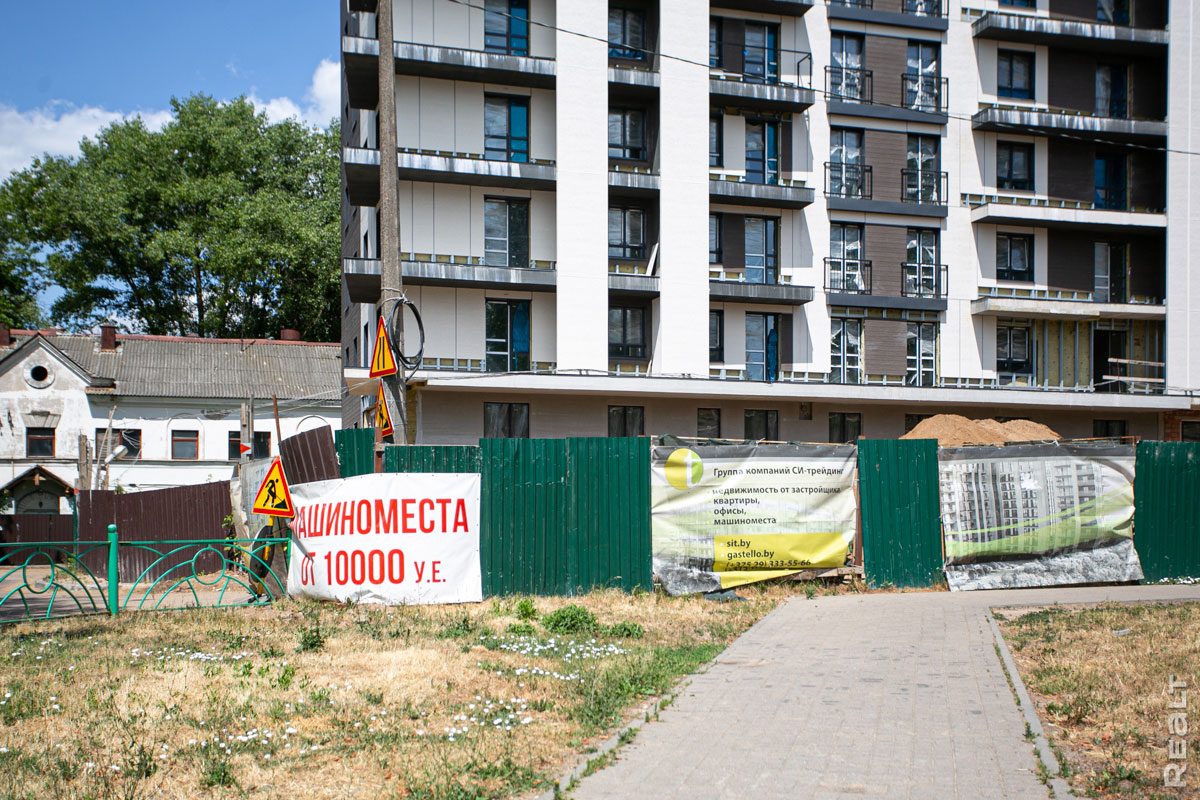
[1167,3,1200,395]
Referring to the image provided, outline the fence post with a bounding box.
[107,523,119,616]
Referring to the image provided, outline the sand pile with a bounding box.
[901,414,1060,447]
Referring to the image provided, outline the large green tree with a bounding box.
[0,95,341,340]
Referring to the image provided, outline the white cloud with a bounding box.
[250,58,340,127]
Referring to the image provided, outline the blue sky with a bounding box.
[0,2,339,176]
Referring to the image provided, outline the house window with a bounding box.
[1093,419,1127,438]
[745,121,779,185]
[1094,153,1127,210]
[608,7,646,60]
[1000,0,1035,6]
[608,207,646,259]
[608,306,647,359]
[997,234,1034,282]
[1094,242,1129,304]
[829,128,866,198]
[998,50,1034,99]
[709,115,723,167]
[709,18,722,69]
[698,408,721,438]
[830,34,865,101]
[608,406,644,437]
[1098,0,1130,25]
[743,217,778,285]
[745,313,779,382]
[829,224,866,292]
[484,0,529,56]
[996,325,1032,376]
[96,428,142,460]
[227,430,271,460]
[709,310,724,362]
[904,41,940,112]
[906,322,937,387]
[1095,64,1129,118]
[25,427,55,458]
[828,412,861,444]
[743,23,780,84]
[486,299,531,372]
[1180,421,1200,442]
[709,215,722,264]
[997,142,1034,191]
[608,108,647,160]
[483,402,530,438]
[904,135,941,203]
[484,95,529,162]
[904,228,940,297]
[744,409,779,441]
[483,198,530,268]
[830,318,862,384]
[171,429,199,460]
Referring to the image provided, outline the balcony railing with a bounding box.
[825,66,872,104]
[901,169,948,205]
[824,258,872,294]
[901,74,947,113]
[826,0,872,7]
[710,41,813,88]
[825,162,873,199]
[901,263,948,298]
[901,0,946,17]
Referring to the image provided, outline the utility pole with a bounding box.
[376,0,408,447]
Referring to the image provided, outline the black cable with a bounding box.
[384,296,425,382]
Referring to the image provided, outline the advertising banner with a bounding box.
[287,472,482,605]
[939,442,1142,591]
[651,442,857,595]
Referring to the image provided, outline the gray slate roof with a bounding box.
[8,333,343,401]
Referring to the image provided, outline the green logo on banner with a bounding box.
[665,448,703,491]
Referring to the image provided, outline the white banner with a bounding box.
[287,472,482,605]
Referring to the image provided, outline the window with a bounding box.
[904,228,940,297]
[608,108,647,160]
[904,413,931,433]
[709,215,722,264]
[608,406,644,437]
[1094,242,1129,303]
[829,224,866,293]
[484,403,529,438]
[997,234,1033,282]
[743,23,779,84]
[998,50,1034,100]
[996,325,1032,376]
[171,429,199,460]
[745,313,779,382]
[1095,64,1128,118]
[830,34,865,101]
[1181,421,1200,442]
[744,409,779,441]
[96,428,142,460]
[709,18,722,68]
[830,318,862,384]
[25,427,54,458]
[698,408,721,438]
[1093,419,1127,438]
[829,128,866,198]
[1094,154,1127,210]
[609,306,647,359]
[743,217,778,284]
[709,116,723,167]
[227,430,271,460]
[608,7,646,60]
[904,41,940,112]
[483,198,530,268]
[997,142,1034,191]
[709,310,724,362]
[1000,0,1035,6]
[904,135,941,203]
[484,0,529,56]
[906,323,937,387]
[608,207,646,259]
[828,412,861,444]
[745,121,779,185]
[484,95,529,162]
[1097,0,1130,25]
[486,299,531,372]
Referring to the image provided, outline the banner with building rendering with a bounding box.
[938,442,1142,591]
[651,441,857,595]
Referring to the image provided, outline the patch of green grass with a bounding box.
[605,621,645,640]
[439,613,485,639]
[542,605,598,635]
[0,681,40,726]
[505,622,536,637]
[297,613,326,652]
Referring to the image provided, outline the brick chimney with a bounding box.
[280,328,301,341]
[99,324,117,351]
[0,325,10,347]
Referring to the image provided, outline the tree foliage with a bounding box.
[0,95,341,340]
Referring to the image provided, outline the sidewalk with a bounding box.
[572,584,1200,800]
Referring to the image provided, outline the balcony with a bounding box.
[971,104,1166,145]
[825,164,948,218]
[901,74,947,114]
[971,11,1168,55]
[715,0,812,15]
[970,286,1165,321]
[824,258,948,310]
[824,163,872,200]
[609,166,660,197]
[710,45,815,112]
[342,257,556,304]
[708,270,814,305]
[709,174,814,208]
[826,67,947,124]
[901,263,948,299]
[342,147,557,205]
[825,0,948,32]
[963,193,1167,231]
[901,169,948,206]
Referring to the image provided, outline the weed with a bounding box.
[506,622,536,637]
[298,613,326,652]
[515,598,538,621]
[802,582,817,600]
[199,752,236,788]
[275,663,296,690]
[606,621,645,640]
[438,613,481,639]
[542,604,599,635]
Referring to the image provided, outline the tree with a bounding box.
[0,174,48,329]
[0,95,341,341]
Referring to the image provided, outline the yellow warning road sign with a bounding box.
[369,319,397,378]
[252,458,295,518]
[375,382,394,438]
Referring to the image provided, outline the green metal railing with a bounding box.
[0,524,289,625]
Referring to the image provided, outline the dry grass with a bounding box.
[0,582,804,799]
[998,602,1200,798]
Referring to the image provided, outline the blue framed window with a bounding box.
[484,0,529,56]
[484,95,529,162]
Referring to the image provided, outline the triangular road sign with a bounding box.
[375,382,394,438]
[239,441,252,456]
[251,457,295,518]
[368,319,397,378]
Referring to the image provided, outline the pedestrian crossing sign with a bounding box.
[251,457,295,518]
[368,319,397,378]
[376,382,394,438]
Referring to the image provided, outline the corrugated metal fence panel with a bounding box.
[279,426,340,484]
[566,437,652,593]
[335,428,376,478]
[858,438,944,588]
[480,438,569,596]
[1134,441,1200,581]
[383,445,482,474]
[0,514,74,566]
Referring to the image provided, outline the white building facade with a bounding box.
[340,0,1200,444]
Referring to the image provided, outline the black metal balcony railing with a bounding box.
[901,0,946,17]
[825,162,873,200]
[901,169,948,205]
[901,74,947,113]
[827,0,872,8]
[825,66,873,104]
[825,258,872,294]
[901,263,948,298]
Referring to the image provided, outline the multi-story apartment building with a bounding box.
[339,0,1200,444]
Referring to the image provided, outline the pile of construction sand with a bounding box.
[900,414,1060,447]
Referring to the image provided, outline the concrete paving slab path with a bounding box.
[571,584,1200,800]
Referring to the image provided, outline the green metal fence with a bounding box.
[1134,441,1200,581]
[335,427,376,478]
[383,444,482,473]
[858,438,944,588]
